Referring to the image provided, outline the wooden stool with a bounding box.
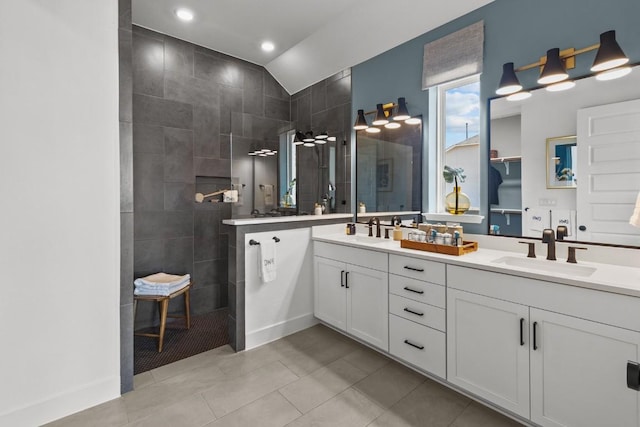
[133,281,192,352]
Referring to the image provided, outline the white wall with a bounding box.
[244,228,317,349]
[520,69,640,216]
[0,2,121,426]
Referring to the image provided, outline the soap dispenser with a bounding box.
[393,224,402,241]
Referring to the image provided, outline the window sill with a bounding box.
[422,212,485,224]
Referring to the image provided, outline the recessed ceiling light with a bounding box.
[261,41,275,52]
[175,8,194,22]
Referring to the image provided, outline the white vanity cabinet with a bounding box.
[447,288,530,418]
[314,242,389,351]
[448,265,640,427]
[388,254,446,378]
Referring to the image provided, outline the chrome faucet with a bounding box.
[368,217,381,238]
[542,228,556,261]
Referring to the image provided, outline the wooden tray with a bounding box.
[400,239,478,256]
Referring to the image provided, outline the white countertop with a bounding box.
[312,230,640,298]
[222,213,352,226]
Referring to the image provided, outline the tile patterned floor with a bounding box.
[45,325,524,427]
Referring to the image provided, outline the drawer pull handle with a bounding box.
[520,318,525,346]
[403,286,424,294]
[345,271,349,289]
[627,361,640,391]
[404,266,424,272]
[404,307,424,317]
[533,321,538,350]
[404,339,424,350]
[340,270,345,287]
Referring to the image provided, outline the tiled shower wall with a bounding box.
[131,26,291,329]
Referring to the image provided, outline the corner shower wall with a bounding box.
[131,26,291,329]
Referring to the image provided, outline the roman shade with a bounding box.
[422,21,484,89]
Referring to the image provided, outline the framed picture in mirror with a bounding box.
[377,158,393,191]
[546,135,577,189]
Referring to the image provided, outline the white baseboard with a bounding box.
[0,376,120,427]
[245,313,319,350]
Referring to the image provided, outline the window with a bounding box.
[435,75,480,212]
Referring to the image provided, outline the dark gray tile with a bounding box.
[219,279,229,307]
[120,122,134,212]
[133,123,164,154]
[228,314,237,350]
[133,93,193,129]
[265,96,290,121]
[132,25,164,40]
[290,98,298,125]
[164,210,194,239]
[193,259,220,288]
[327,75,351,107]
[119,0,132,30]
[164,127,194,183]
[296,93,311,131]
[120,303,134,393]
[292,86,310,100]
[194,106,221,157]
[165,182,195,211]
[220,134,231,159]
[121,212,134,306]
[243,115,288,141]
[191,286,218,316]
[228,282,237,318]
[235,279,245,350]
[164,36,194,76]
[325,105,346,134]
[133,237,164,275]
[243,68,263,115]
[194,52,243,88]
[311,109,329,134]
[164,71,219,109]
[311,80,327,114]
[133,153,164,211]
[194,157,231,178]
[132,33,164,97]
[327,69,345,83]
[264,71,290,100]
[194,210,221,261]
[119,28,133,123]
[230,112,244,136]
[164,237,194,275]
[220,86,242,134]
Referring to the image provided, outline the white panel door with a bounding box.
[530,308,640,427]
[314,257,347,331]
[577,98,640,245]
[346,264,389,351]
[447,289,530,418]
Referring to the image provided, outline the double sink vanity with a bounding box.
[311,223,640,427]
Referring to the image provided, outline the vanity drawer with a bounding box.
[389,294,445,332]
[389,314,446,378]
[389,254,445,284]
[314,241,388,272]
[389,274,445,308]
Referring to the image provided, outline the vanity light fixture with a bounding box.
[248,147,278,156]
[302,131,315,143]
[372,104,389,126]
[354,98,419,131]
[293,131,305,145]
[293,130,337,147]
[316,131,328,140]
[496,30,631,101]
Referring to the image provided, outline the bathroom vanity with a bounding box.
[312,224,640,427]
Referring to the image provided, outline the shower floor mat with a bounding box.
[134,308,229,375]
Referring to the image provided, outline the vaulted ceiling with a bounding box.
[132,0,493,94]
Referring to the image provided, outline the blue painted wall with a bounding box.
[352,0,640,233]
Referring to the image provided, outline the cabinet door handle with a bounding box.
[520,318,525,346]
[533,321,538,350]
[345,271,349,289]
[404,339,424,350]
[404,266,424,272]
[340,270,345,287]
[627,361,640,391]
[403,286,424,295]
[404,307,424,317]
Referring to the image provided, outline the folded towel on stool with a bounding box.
[134,273,191,296]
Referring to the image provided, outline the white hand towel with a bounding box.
[630,192,640,228]
[258,240,277,283]
[525,209,550,234]
[552,209,576,236]
[263,184,274,206]
[134,273,190,288]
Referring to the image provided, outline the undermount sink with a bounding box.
[344,235,389,245]
[492,256,597,277]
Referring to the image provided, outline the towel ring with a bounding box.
[249,236,280,245]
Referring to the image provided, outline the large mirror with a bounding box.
[488,66,640,247]
[356,117,422,216]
